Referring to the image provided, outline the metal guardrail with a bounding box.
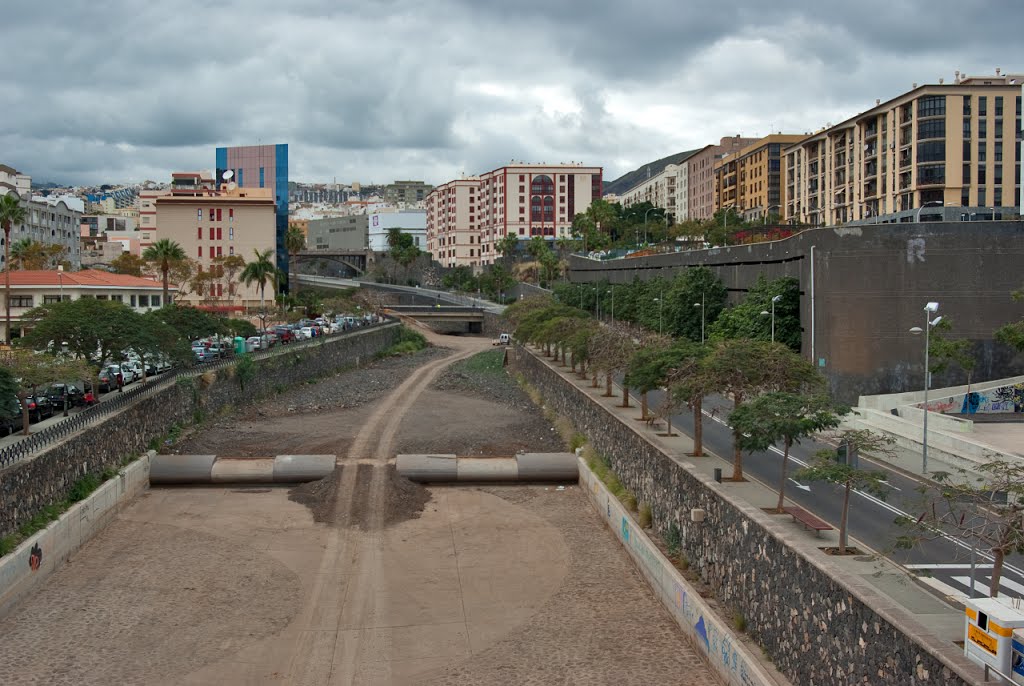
[0,321,394,470]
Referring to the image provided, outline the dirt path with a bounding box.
[289,332,491,686]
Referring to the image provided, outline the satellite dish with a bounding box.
[222,170,234,181]
[227,182,237,191]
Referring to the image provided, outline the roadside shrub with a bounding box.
[665,522,682,558]
[622,492,638,512]
[639,503,652,528]
[569,433,586,451]
[235,354,257,391]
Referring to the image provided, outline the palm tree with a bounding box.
[285,224,306,294]
[142,238,186,306]
[240,248,281,319]
[0,193,27,344]
[10,238,33,270]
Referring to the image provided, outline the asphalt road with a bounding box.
[643,386,1024,600]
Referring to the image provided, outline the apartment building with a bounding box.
[154,175,276,309]
[0,164,32,197]
[426,163,603,268]
[620,157,697,220]
[784,71,1023,226]
[714,134,805,222]
[425,178,480,268]
[367,210,426,251]
[384,180,433,206]
[687,136,758,221]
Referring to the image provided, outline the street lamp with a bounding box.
[915,200,944,223]
[909,301,942,473]
[723,203,736,229]
[769,294,782,342]
[608,288,615,323]
[57,264,64,302]
[643,207,664,245]
[653,297,663,335]
[693,298,705,344]
[763,205,780,225]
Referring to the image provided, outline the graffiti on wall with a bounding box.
[918,382,1024,415]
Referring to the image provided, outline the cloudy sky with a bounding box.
[2,0,1019,187]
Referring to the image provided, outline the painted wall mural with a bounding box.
[918,382,1024,415]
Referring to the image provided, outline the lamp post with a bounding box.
[988,207,996,221]
[769,294,782,342]
[608,288,615,323]
[693,297,705,344]
[763,205,780,225]
[723,203,736,229]
[653,297,663,335]
[57,264,64,302]
[643,207,664,245]
[915,200,944,223]
[910,301,942,473]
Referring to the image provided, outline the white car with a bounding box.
[119,364,138,384]
[246,336,263,351]
[300,326,315,340]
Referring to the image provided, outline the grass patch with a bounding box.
[569,433,587,452]
[455,349,506,377]
[733,611,748,633]
[639,503,652,528]
[378,327,428,357]
[665,522,682,558]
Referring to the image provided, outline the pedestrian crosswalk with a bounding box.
[905,562,1024,600]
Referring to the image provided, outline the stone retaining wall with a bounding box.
[509,345,982,686]
[0,324,400,539]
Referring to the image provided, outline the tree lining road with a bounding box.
[639,385,1024,600]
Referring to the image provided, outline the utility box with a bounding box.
[1012,629,1024,684]
[963,597,1024,676]
[234,337,245,355]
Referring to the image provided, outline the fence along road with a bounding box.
[0,322,391,470]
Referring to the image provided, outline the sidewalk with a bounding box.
[533,351,968,647]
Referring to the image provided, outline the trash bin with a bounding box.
[233,336,246,355]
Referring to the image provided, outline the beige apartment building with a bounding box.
[687,136,758,221]
[427,163,603,268]
[425,178,481,268]
[714,134,805,222]
[620,157,697,220]
[154,175,276,310]
[784,71,1023,226]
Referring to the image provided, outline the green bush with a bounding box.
[235,354,257,391]
[66,474,101,503]
[569,433,587,451]
[665,522,682,558]
[622,492,638,512]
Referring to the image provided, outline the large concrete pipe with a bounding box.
[150,454,335,485]
[396,453,577,483]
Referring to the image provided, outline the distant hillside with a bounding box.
[603,149,701,197]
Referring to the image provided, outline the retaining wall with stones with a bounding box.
[509,345,982,686]
[0,324,400,539]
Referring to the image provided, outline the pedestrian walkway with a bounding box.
[531,350,970,647]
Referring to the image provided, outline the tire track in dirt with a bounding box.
[329,336,489,686]
[287,333,490,686]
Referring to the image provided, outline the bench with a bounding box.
[781,506,833,536]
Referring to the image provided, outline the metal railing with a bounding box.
[0,321,395,470]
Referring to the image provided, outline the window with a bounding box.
[43,295,69,304]
[995,119,1003,139]
[229,227,234,240]
[961,187,970,206]
[110,295,123,303]
[198,246,203,257]
[963,141,971,160]
[978,166,987,184]
[917,141,945,162]
[259,167,265,188]
[216,227,222,240]
[979,97,987,116]
[978,188,986,205]
[10,295,33,308]
[995,96,1003,117]
[197,226,202,239]
[209,208,215,221]
[138,295,149,307]
[229,246,234,256]
[994,188,1002,206]
[917,165,945,185]
[963,118,971,138]
[978,141,987,161]
[963,96,971,115]
[197,209,202,220]
[995,142,1003,161]
[918,95,946,117]
[916,119,945,140]
[963,164,971,184]
[216,208,222,221]
[209,227,214,240]
[995,165,1003,185]
[216,246,222,257]
[130,295,137,307]
[979,119,987,138]
[229,208,234,220]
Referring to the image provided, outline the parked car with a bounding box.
[0,397,22,436]
[23,393,54,423]
[300,326,315,340]
[45,382,88,410]
[273,326,294,344]
[192,346,212,363]
[97,365,124,392]
[119,365,138,385]
[246,336,263,351]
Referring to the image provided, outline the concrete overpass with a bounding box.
[385,305,485,333]
[291,249,372,278]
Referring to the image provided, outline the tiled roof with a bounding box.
[4,269,171,290]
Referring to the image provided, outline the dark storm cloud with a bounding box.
[0,0,1020,185]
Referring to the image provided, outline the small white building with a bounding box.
[367,210,427,251]
[1,270,176,342]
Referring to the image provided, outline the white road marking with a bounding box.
[905,563,993,570]
[952,576,991,594]
[916,576,968,599]
[789,479,811,492]
[700,406,1024,582]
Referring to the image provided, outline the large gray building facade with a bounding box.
[307,216,368,251]
[2,195,83,270]
[569,222,1024,403]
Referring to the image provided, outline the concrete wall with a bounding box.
[579,456,780,686]
[0,451,152,619]
[568,222,1024,403]
[0,324,400,539]
[509,345,981,686]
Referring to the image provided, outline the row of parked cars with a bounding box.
[190,314,383,361]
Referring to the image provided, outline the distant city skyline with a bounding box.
[2,1,1020,186]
